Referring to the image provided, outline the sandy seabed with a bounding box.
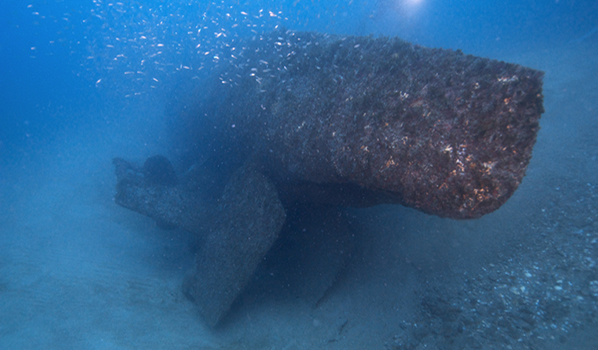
[1,42,597,349]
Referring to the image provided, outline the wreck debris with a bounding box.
[182,164,286,327]
[113,157,209,233]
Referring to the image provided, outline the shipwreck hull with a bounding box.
[114,30,544,327]
[202,30,544,219]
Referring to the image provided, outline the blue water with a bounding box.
[1,0,597,349]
